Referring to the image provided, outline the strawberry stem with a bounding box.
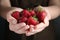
[27,8,33,11]
[27,8,30,10]
[33,15,38,21]
[37,5,44,12]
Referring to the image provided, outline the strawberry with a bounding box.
[22,9,31,17]
[27,16,39,25]
[11,11,20,20]
[37,11,46,22]
[30,10,35,16]
[19,17,27,23]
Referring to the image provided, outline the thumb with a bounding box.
[7,14,17,24]
[7,8,23,24]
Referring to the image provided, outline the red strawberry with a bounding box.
[11,11,20,20]
[37,11,46,22]
[19,17,27,23]
[22,9,31,17]
[30,10,35,16]
[27,16,39,25]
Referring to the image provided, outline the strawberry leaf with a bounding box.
[33,15,38,21]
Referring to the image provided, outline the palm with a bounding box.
[26,6,50,36]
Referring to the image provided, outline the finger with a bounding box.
[29,25,35,32]
[26,32,35,36]
[30,25,35,28]
[35,27,45,33]
[29,21,47,34]
[29,23,45,33]
[26,30,35,36]
[26,27,35,36]
[44,17,49,27]
[19,25,29,31]
[15,25,29,34]
[21,25,30,31]
[7,14,17,24]
[9,23,26,31]
[15,23,26,30]
[26,26,45,36]
[25,25,34,33]
[14,29,25,34]
[35,22,44,29]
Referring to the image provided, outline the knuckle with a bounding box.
[22,23,26,25]
[14,30,23,34]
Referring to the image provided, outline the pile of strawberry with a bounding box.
[11,8,47,26]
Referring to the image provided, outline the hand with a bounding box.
[25,6,51,36]
[7,8,29,34]
[26,16,49,36]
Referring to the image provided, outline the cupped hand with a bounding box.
[7,8,29,34]
[26,16,49,36]
[25,6,51,36]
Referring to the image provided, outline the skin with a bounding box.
[0,0,60,36]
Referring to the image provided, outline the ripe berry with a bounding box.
[22,9,31,17]
[30,10,35,16]
[19,17,27,23]
[11,11,20,20]
[27,16,39,25]
[37,11,46,22]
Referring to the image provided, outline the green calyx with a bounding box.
[33,15,38,21]
[36,5,43,12]
[27,8,30,10]
[27,8,32,11]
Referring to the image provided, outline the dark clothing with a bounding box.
[0,17,9,40]
[10,0,49,9]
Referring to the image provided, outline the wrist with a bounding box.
[0,7,12,19]
[0,7,18,20]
